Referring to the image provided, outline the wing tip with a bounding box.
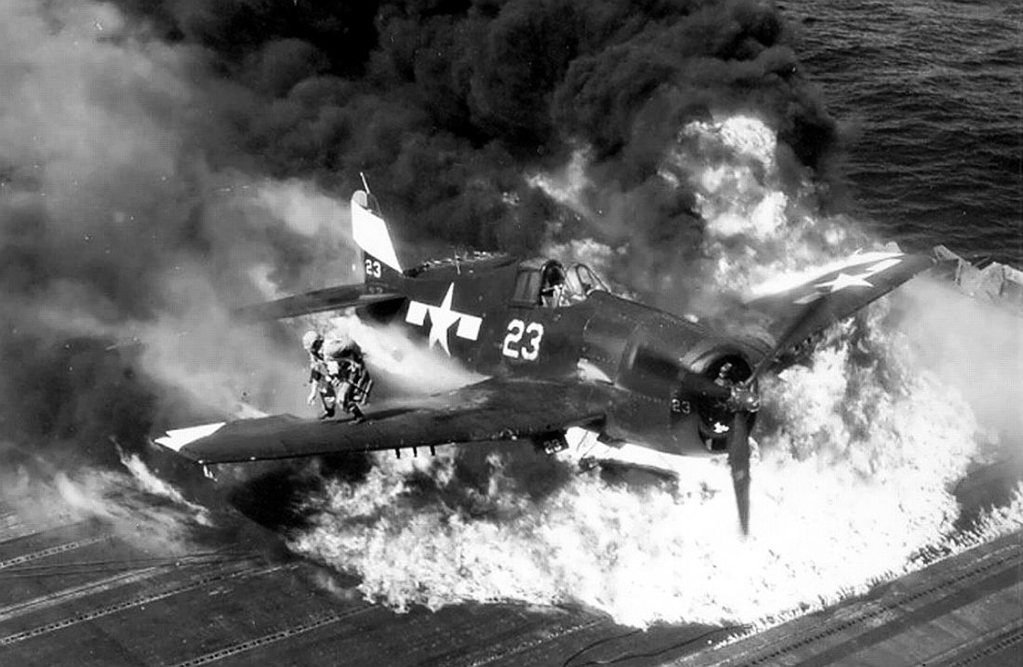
[747,250,935,303]
[154,422,226,453]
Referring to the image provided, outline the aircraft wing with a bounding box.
[154,378,609,464]
[233,283,404,321]
[744,250,934,351]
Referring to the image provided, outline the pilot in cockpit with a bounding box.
[539,263,567,307]
[540,261,605,307]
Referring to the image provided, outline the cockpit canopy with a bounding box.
[512,258,609,307]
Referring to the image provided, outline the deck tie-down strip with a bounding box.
[0,568,159,623]
[0,562,285,647]
[168,606,376,667]
[0,535,113,571]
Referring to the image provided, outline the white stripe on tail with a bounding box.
[351,190,402,273]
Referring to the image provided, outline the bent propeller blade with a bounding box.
[727,412,752,535]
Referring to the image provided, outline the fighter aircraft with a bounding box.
[155,188,934,534]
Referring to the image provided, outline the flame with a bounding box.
[288,303,1001,627]
[1,457,210,556]
[117,446,213,527]
[665,114,872,294]
[284,115,1019,628]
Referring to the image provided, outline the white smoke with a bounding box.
[116,444,212,526]
[528,148,593,220]
[320,314,484,396]
[249,178,361,290]
[894,277,1023,438]
[678,116,787,242]
[0,453,209,556]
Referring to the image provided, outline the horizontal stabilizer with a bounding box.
[233,284,404,321]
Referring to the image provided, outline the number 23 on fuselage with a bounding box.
[392,254,599,376]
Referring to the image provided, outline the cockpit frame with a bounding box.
[511,258,609,308]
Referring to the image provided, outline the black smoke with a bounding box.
[111,0,838,256]
[0,0,838,472]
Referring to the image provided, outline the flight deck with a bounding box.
[1,495,1018,666]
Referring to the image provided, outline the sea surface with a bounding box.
[784,0,1022,263]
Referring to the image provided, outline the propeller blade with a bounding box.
[727,411,751,535]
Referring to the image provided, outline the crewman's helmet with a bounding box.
[302,330,323,352]
[321,332,349,359]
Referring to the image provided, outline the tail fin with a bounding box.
[351,190,403,288]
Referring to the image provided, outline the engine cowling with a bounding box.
[686,353,757,453]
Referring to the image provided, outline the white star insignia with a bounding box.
[817,271,875,292]
[405,283,483,356]
[426,284,460,354]
[794,257,903,305]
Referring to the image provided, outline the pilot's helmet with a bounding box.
[301,330,323,352]
[545,262,565,285]
[322,332,351,358]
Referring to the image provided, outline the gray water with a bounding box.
[786,0,1022,262]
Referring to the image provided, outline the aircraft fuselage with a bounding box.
[360,256,759,457]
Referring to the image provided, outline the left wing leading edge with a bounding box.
[155,378,608,465]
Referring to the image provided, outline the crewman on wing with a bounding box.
[323,332,370,422]
[303,330,371,422]
[303,330,337,419]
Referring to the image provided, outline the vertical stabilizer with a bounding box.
[351,190,402,278]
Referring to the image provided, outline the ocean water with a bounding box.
[784,0,1022,263]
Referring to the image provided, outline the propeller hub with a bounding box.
[726,385,760,413]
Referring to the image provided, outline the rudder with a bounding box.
[351,190,403,289]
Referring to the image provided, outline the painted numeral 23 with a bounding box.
[502,319,544,361]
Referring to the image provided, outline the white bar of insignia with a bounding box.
[406,301,427,325]
[155,422,226,452]
[457,315,482,341]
